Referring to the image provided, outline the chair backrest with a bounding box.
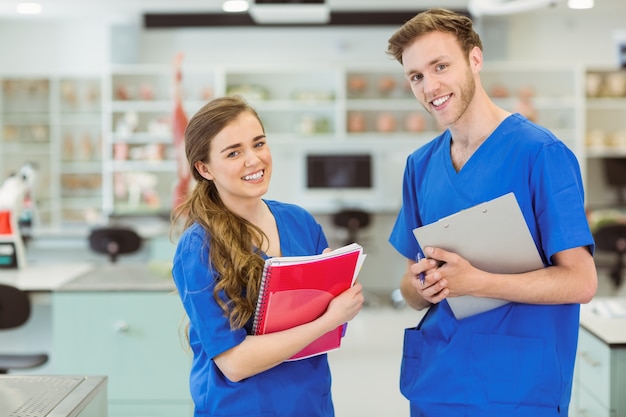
[0,283,48,374]
[88,226,142,263]
[333,209,371,231]
[594,224,626,254]
[0,284,31,330]
[333,209,371,246]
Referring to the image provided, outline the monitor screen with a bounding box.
[306,154,372,189]
[603,158,626,187]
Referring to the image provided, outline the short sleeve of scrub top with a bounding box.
[172,199,334,417]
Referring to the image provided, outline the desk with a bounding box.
[0,263,95,374]
[0,375,107,417]
[571,298,626,417]
[0,263,94,290]
[0,263,193,417]
[51,264,193,417]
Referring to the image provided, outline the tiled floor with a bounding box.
[328,295,424,417]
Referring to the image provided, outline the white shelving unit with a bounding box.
[0,63,592,232]
[0,75,102,233]
[56,77,103,228]
[103,64,216,216]
[583,68,626,208]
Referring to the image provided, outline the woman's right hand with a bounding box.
[215,282,364,381]
[323,282,364,328]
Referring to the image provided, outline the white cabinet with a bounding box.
[481,63,584,155]
[583,69,626,208]
[52,284,194,417]
[102,63,585,216]
[344,67,436,140]
[0,75,103,232]
[103,64,216,215]
[571,302,626,417]
[226,67,338,138]
[1,77,54,227]
[57,77,103,227]
[1,64,588,229]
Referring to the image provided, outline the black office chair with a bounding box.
[88,226,142,263]
[0,284,49,373]
[593,223,626,288]
[333,209,371,246]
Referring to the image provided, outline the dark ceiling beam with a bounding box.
[143,10,470,28]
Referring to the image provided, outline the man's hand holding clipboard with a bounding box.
[412,193,545,319]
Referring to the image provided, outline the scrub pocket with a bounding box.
[400,326,424,398]
[469,333,559,406]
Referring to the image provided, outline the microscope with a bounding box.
[0,162,37,269]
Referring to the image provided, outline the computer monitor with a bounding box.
[306,154,372,189]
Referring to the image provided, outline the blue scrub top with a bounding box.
[389,114,595,416]
[173,199,334,417]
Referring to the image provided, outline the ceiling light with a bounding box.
[16,2,42,14]
[223,0,250,13]
[468,0,559,17]
[567,0,593,8]
[249,3,330,24]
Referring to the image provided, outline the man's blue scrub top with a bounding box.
[390,114,595,416]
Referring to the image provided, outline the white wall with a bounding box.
[1,6,624,74]
[496,8,625,66]
[134,26,398,65]
[0,19,108,75]
[1,7,624,292]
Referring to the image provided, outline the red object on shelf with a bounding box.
[172,52,191,210]
[0,211,14,235]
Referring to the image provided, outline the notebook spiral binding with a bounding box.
[252,260,275,335]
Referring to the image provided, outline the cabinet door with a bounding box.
[109,402,193,417]
[58,77,103,226]
[0,77,53,226]
[577,328,612,408]
[575,386,614,417]
[52,291,192,402]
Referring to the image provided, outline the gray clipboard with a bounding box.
[412,192,544,319]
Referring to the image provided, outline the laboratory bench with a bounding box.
[0,262,193,417]
[571,298,626,417]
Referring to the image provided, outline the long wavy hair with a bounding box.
[171,95,267,330]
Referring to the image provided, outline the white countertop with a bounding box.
[57,262,175,292]
[580,297,626,346]
[0,263,95,291]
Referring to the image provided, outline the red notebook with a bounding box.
[252,243,365,360]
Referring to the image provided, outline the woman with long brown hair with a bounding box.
[171,95,364,417]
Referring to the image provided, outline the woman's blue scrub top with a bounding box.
[389,114,595,416]
[173,199,334,417]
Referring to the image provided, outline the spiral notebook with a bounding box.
[252,243,366,360]
[412,192,545,319]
